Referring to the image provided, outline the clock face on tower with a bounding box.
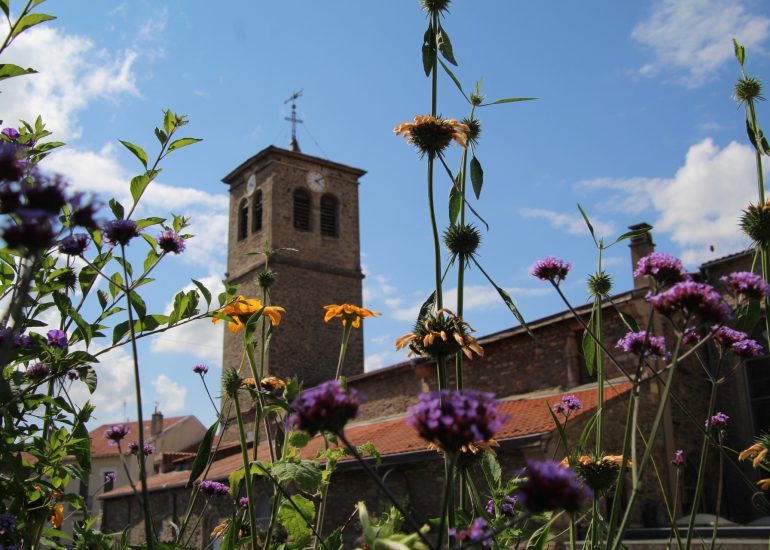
[307,170,326,192]
[245,174,257,195]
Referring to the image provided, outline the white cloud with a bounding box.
[632,0,770,87]
[519,208,616,238]
[69,345,137,424]
[581,139,757,265]
[365,349,406,371]
[151,374,187,413]
[2,26,138,140]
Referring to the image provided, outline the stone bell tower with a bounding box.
[221,146,366,391]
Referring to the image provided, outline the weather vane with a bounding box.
[284,89,303,152]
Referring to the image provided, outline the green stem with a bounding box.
[0,0,33,55]
[595,247,604,456]
[710,439,725,550]
[335,321,353,380]
[121,245,154,549]
[569,514,578,550]
[234,396,260,550]
[437,453,458,550]
[262,493,281,550]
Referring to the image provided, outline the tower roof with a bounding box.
[221,145,366,185]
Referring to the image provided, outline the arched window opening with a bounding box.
[252,190,263,233]
[237,199,248,240]
[320,194,338,237]
[293,189,311,231]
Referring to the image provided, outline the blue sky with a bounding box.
[3,0,770,428]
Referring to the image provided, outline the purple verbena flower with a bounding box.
[239,497,249,508]
[531,256,572,285]
[102,219,139,247]
[647,281,731,324]
[553,394,582,416]
[720,271,770,301]
[486,494,517,518]
[449,518,493,548]
[21,174,67,215]
[157,229,185,254]
[26,362,49,382]
[198,480,230,496]
[407,389,508,452]
[732,338,764,358]
[616,330,669,359]
[127,441,155,455]
[289,380,361,436]
[634,253,689,285]
[672,449,685,466]
[683,328,702,346]
[104,471,117,483]
[3,210,55,251]
[707,412,729,429]
[516,460,592,513]
[104,424,131,446]
[712,325,748,347]
[70,193,100,230]
[59,234,89,256]
[2,128,20,141]
[192,364,208,375]
[66,369,79,380]
[46,329,68,350]
[13,333,31,349]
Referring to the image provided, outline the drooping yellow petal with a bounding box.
[51,503,64,529]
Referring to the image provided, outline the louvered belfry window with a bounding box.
[293,189,311,231]
[252,190,263,233]
[237,199,248,240]
[320,194,337,237]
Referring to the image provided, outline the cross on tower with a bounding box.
[284,89,303,152]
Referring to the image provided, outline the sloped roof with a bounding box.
[102,383,631,499]
[90,416,187,458]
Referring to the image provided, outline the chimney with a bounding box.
[629,223,654,289]
[150,407,163,437]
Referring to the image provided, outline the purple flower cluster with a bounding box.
[128,442,155,455]
[157,229,185,254]
[449,518,493,548]
[104,424,131,446]
[616,331,669,360]
[683,328,702,346]
[289,380,361,436]
[647,281,731,324]
[46,329,68,350]
[102,219,139,247]
[732,339,764,358]
[239,496,249,508]
[707,412,729,429]
[634,253,689,285]
[516,460,592,513]
[553,394,582,416]
[0,327,31,350]
[104,472,117,483]
[192,364,209,375]
[59,233,89,256]
[531,256,572,285]
[26,363,49,382]
[672,449,685,466]
[0,512,16,535]
[198,480,230,496]
[407,389,508,452]
[486,494,517,518]
[711,326,764,358]
[66,369,79,380]
[720,271,770,300]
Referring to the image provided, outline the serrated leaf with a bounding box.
[582,327,596,376]
[0,63,37,81]
[421,26,435,77]
[10,13,56,40]
[271,460,322,493]
[191,279,212,307]
[188,421,218,486]
[480,97,537,106]
[470,155,483,199]
[96,289,109,310]
[436,26,457,65]
[479,452,501,490]
[277,495,315,547]
[118,140,148,169]
[438,58,467,102]
[167,137,202,152]
[108,199,124,220]
[288,430,310,449]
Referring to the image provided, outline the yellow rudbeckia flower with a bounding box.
[323,304,380,329]
[212,296,285,333]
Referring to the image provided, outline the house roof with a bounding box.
[90,416,187,458]
[101,382,631,499]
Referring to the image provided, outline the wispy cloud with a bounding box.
[151,374,187,413]
[632,0,770,87]
[519,208,616,238]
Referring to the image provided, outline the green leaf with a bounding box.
[526,512,560,550]
[421,26,435,77]
[118,140,148,169]
[129,291,146,320]
[417,291,436,322]
[10,13,56,40]
[0,63,37,81]
[547,403,569,450]
[71,420,91,473]
[167,137,202,153]
[108,272,123,298]
[470,155,483,199]
[0,0,8,18]
[479,97,537,106]
[79,366,98,393]
[191,279,212,307]
[616,309,640,333]
[288,430,310,449]
[154,127,168,145]
[164,110,175,134]
[608,226,651,248]
[135,216,165,230]
[438,58,468,102]
[277,495,315,547]
[188,421,218,486]
[577,203,597,245]
[479,452,501,490]
[582,327,596,376]
[733,38,745,66]
[448,182,461,225]
[108,198,124,220]
[112,320,130,345]
[271,460,322,493]
[436,26,457,66]
[130,174,150,202]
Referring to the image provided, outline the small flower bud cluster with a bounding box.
[552,394,582,416]
[616,331,669,360]
[128,442,155,455]
[707,412,729,429]
[531,256,572,285]
[104,424,131,446]
[198,480,230,496]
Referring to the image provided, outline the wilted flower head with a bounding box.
[449,518,493,548]
[739,434,770,468]
[517,460,592,513]
[407,389,507,453]
[289,380,361,436]
[128,441,155,455]
[323,303,380,329]
[553,394,582,416]
[634,253,689,286]
[26,362,49,382]
[192,364,209,375]
[395,308,483,360]
[104,424,131,446]
[565,454,629,493]
[198,480,230,496]
[721,271,770,300]
[51,503,64,529]
[531,256,572,285]
[212,296,285,333]
[647,281,731,324]
[46,329,68,350]
[70,193,99,230]
[672,449,685,467]
[394,115,469,157]
[616,331,669,360]
[260,376,286,392]
[59,233,89,256]
[707,412,729,429]
[157,229,186,254]
[102,219,139,246]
